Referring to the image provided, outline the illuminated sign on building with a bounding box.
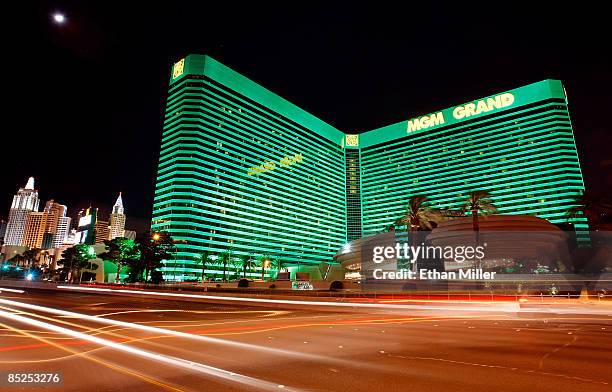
[407,112,445,132]
[345,134,359,147]
[406,93,516,133]
[78,215,92,227]
[247,154,304,176]
[452,93,514,119]
[172,58,185,79]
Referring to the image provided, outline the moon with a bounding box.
[52,13,66,24]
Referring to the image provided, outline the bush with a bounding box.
[238,279,249,288]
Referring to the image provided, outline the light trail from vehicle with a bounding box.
[0,297,361,365]
[1,289,610,391]
[55,286,612,316]
[0,309,299,392]
[56,285,519,312]
[91,309,287,318]
[0,321,188,392]
[0,287,25,293]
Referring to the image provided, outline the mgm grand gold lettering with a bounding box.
[247,154,304,176]
[407,112,445,133]
[452,93,514,120]
[406,93,516,134]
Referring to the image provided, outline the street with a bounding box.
[0,288,610,391]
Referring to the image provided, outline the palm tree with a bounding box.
[258,254,271,280]
[229,257,243,281]
[22,248,42,270]
[567,190,612,230]
[395,195,441,231]
[197,251,213,283]
[461,190,497,235]
[395,195,441,271]
[57,244,97,283]
[270,257,286,279]
[240,254,256,278]
[462,191,496,268]
[218,251,232,282]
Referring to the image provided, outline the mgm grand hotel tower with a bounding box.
[152,54,586,281]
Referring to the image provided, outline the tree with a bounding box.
[461,190,497,234]
[218,251,232,282]
[395,195,441,231]
[462,191,496,268]
[197,251,213,283]
[258,254,271,280]
[395,195,441,271]
[137,231,176,283]
[270,257,287,275]
[57,244,97,283]
[229,256,242,281]
[22,248,42,270]
[8,254,26,268]
[239,254,256,278]
[567,190,612,230]
[125,256,145,283]
[100,238,140,283]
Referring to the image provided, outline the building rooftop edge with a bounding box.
[359,79,567,148]
[173,54,346,146]
[170,57,567,150]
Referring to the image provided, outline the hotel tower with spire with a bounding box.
[4,177,40,246]
[108,193,126,240]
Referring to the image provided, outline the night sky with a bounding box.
[4,1,611,232]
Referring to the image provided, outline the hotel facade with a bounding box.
[152,54,586,281]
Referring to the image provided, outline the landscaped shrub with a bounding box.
[238,279,249,288]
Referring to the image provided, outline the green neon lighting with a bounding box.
[153,54,587,280]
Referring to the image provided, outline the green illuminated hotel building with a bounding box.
[152,54,587,280]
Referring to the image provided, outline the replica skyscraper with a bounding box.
[4,177,40,246]
[109,193,126,240]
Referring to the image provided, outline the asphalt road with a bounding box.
[0,289,610,392]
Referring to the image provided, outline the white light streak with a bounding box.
[0,288,25,294]
[56,285,518,312]
[0,297,350,364]
[0,309,297,391]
